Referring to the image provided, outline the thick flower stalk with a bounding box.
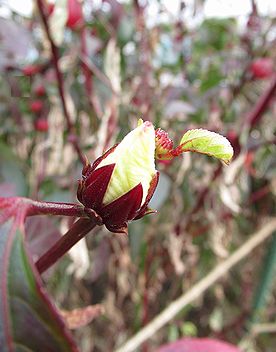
[78,120,233,234]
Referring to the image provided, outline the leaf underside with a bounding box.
[0,218,78,352]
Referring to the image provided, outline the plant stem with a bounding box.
[244,73,276,130]
[27,199,86,218]
[36,218,97,274]
[36,0,86,165]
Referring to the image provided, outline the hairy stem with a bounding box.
[36,217,97,274]
[27,199,86,217]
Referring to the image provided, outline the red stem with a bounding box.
[36,218,97,274]
[244,74,276,130]
[36,0,86,165]
[26,199,86,217]
[0,197,86,218]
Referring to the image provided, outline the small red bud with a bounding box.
[250,58,274,79]
[22,65,41,76]
[155,128,174,159]
[34,85,46,97]
[29,100,43,113]
[66,0,84,30]
[34,118,49,132]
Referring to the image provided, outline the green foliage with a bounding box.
[180,129,233,164]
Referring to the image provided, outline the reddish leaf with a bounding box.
[156,338,240,352]
[0,202,79,351]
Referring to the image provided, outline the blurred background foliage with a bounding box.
[0,0,275,351]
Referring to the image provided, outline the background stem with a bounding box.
[36,0,86,165]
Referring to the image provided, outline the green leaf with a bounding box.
[250,232,276,324]
[179,129,233,164]
[0,218,79,351]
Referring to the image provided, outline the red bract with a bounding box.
[77,149,159,234]
[66,0,84,30]
[30,100,43,113]
[77,121,159,233]
[34,118,49,132]
[250,58,274,79]
[155,128,174,158]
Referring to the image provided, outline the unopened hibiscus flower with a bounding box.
[77,120,233,234]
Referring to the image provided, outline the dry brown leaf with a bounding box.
[60,305,105,330]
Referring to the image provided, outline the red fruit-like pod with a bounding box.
[250,58,274,79]
[77,121,159,233]
[30,100,43,113]
[34,85,46,97]
[66,0,84,30]
[22,65,41,76]
[34,118,49,132]
[78,156,159,233]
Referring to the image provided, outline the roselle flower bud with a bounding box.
[155,128,174,159]
[77,121,159,234]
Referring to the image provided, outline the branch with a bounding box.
[27,199,86,217]
[0,197,86,222]
[244,74,276,131]
[115,219,276,352]
[36,0,86,165]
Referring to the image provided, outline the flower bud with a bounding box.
[78,121,159,234]
[155,128,174,159]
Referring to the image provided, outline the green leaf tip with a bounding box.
[179,129,234,165]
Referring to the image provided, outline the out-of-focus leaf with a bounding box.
[0,217,79,351]
[0,18,35,69]
[104,38,121,94]
[180,322,197,337]
[0,143,27,196]
[197,18,237,52]
[0,183,17,197]
[104,0,124,30]
[168,325,179,342]
[200,65,223,93]
[49,0,68,46]
[164,100,196,120]
[179,129,234,164]
[251,233,276,323]
[209,307,223,332]
[90,237,111,282]
[67,238,90,279]
[60,304,104,329]
[149,172,171,210]
[156,337,240,352]
[219,184,241,213]
[25,215,61,260]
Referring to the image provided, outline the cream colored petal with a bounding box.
[97,121,156,205]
